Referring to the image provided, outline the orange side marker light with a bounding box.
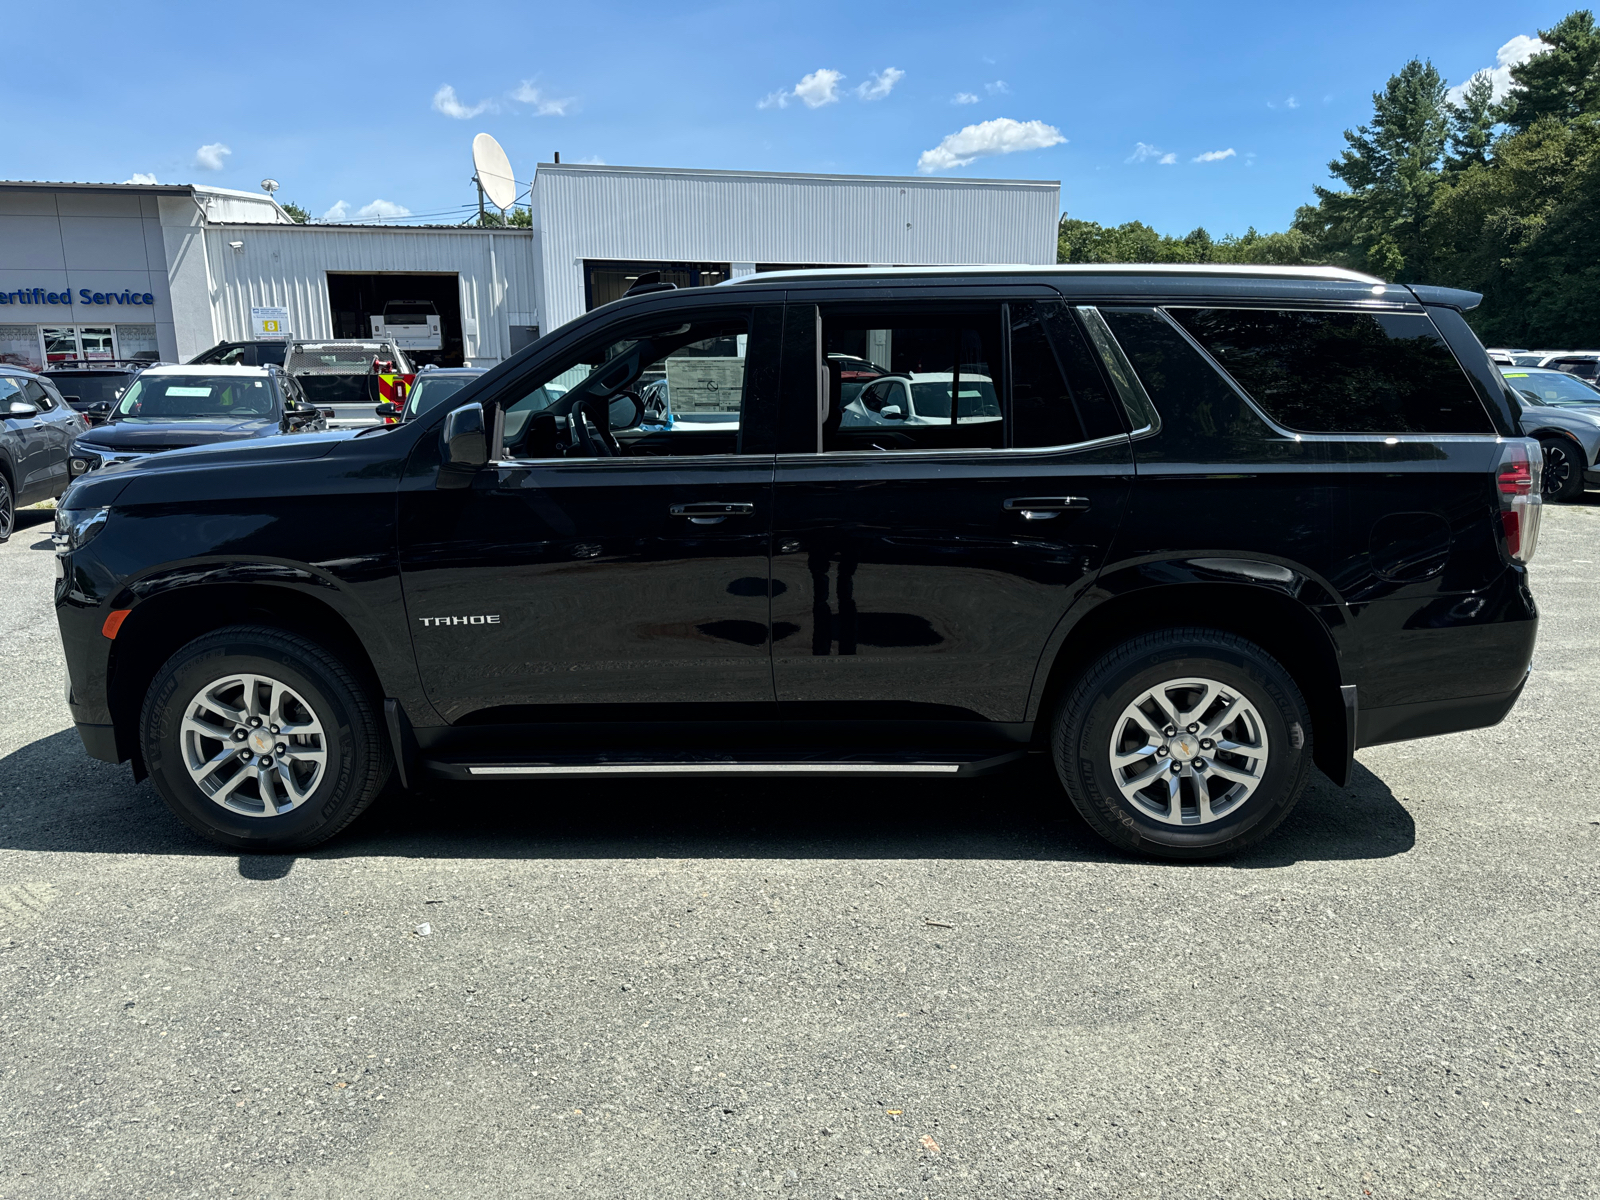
[102,609,133,640]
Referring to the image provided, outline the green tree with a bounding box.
[1446,71,1497,174]
[279,201,310,224]
[1307,58,1450,281]
[469,207,533,227]
[1499,10,1600,132]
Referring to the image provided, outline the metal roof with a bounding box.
[533,162,1058,189]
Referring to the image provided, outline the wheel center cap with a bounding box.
[248,729,275,754]
[1170,735,1200,762]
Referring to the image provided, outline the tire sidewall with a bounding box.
[1059,637,1309,857]
[0,473,12,542]
[142,637,361,849]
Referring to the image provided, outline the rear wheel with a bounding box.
[140,625,391,851]
[1052,628,1312,859]
[1539,436,1585,502]
[0,472,12,543]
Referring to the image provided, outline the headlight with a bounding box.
[53,504,111,552]
[69,442,104,475]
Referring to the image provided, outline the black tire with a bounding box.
[1539,436,1585,502]
[140,625,392,852]
[0,470,13,543]
[1051,627,1313,860]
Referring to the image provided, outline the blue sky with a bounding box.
[3,0,1568,235]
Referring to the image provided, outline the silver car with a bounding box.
[1501,367,1600,501]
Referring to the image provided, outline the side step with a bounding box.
[424,749,1030,782]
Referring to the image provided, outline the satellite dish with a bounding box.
[260,178,280,194]
[472,133,518,211]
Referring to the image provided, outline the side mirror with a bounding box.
[438,402,488,489]
[7,400,40,419]
[374,401,400,417]
[608,393,644,431]
[880,404,906,421]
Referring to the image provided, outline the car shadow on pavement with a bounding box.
[0,730,1414,871]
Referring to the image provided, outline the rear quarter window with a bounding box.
[1167,308,1494,434]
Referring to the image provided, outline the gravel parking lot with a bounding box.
[2,498,1597,1200]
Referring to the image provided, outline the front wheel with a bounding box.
[1052,628,1313,859]
[140,625,391,852]
[0,472,13,543]
[1540,436,1585,502]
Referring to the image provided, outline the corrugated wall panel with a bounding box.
[533,166,1059,331]
[202,225,538,361]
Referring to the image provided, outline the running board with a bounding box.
[424,750,1029,782]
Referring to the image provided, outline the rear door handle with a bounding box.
[1004,496,1090,520]
[670,501,755,525]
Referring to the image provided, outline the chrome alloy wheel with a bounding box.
[1108,676,1270,825]
[180,674,327,817]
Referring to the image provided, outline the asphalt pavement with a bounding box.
[2,497,1598,1199]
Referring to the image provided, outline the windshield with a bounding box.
[49,372,130,406]
[114,374,276,419]
[404,375,476,419]
[1503,370,1600,407]
[909,377,1001,420]
[1510,354,1547,367]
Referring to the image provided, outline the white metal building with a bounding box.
[2,166,1059,370]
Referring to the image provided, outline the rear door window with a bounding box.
[1009,301,1126,448]
[821,306,1003,452]
[1167,308,1494,434]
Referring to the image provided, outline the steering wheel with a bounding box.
[564,390,644,458]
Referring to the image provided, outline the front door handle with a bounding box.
[670,501,755,525]
[1004,496,1090,520]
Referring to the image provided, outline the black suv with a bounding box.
[52,266,1541,858]
[45,359,154,424]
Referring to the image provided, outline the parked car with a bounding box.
[1542,352,1600,384]
[187,340,290,368]
[842,371,1002,429]
[1500,366,1600,501]
[381,366,487,424]
[0,364,87,541]
[53,265,1540,861]
[45,359,157,425]
[68,364,325,476]
[283,340,413,428]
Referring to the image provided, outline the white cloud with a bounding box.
[794,68,844,108]
[985,80,1009,95]
[760,67,844,110]
[512,82,573,116]
[193,143,231,171]
[432,84,491,119]
[917,117,1066,173]
[1128,143,1178,165]
[355,199,411,220]
[857,67,903,101]
[1447,32,1551,105]
[1287,95,1300,109]
[1192,148,1237,163]
[123,172,159,185]
[322,201,350,221]
[573,155,605,165]
[952,92,980,105]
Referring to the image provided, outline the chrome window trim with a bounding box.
[1075,306,1161,439]
[775,431,1131,465]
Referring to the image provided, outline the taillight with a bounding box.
[1496,439,1542,563]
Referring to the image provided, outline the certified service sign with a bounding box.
[251,306,290,339]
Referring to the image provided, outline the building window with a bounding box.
[0,325,41,371]
[116,324,160,361]
[583,261,731,311]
